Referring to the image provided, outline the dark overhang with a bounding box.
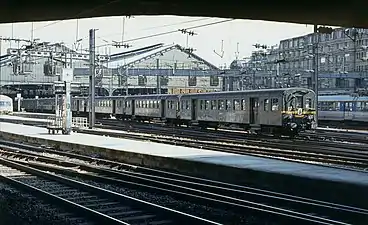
[1,1,368,28]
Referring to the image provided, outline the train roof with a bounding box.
[0,95,12,101]
[318,95,368,101]
[179,88,314,98]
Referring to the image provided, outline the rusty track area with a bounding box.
[0,141,367,225]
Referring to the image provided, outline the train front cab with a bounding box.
[281,89,316,135]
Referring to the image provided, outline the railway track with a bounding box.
[0,141,367,225]
[87,120,368,171]
[0,157,219,225]
[1,116,367,171]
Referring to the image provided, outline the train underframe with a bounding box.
[25,109,314,137]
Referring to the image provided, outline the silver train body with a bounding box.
[318,95,368,125]
[19,88,317,135]
[0,95,13,114]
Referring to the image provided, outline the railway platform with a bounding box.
[0,120,367,208]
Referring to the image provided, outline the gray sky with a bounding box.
[0,16,315,67]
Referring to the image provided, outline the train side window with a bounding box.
[233,99,240,110]
[335,102,340,111]
[218,100,225,110]
[241,99,246,110]
[199,100,203,110]
[271,98,279,111]
[264,99,269,111]
[226,100,231,110]
[363,102,368,112]
[209,100,214,110]
[205,100,209,110]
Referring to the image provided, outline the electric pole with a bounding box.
[89,29,96,129]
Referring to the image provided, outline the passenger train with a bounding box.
[318,95,368,126]
[19,88,317,136]
[0,95,13,114]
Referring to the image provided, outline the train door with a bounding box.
[191,99,197,121]
[344,101,353,120]
[131,100,135,116]
[161,99,166,118]
[112,99,116,115]
[250,97,259,124]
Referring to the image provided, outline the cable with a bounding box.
[82,18,234,51]
[79,17,213,42]
[33,0,122,31]
[140,18,212,31]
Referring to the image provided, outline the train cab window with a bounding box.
[152,101,156,108]
[271,98,279,111]
[264,99,269,111]
[211,100,217,110]
[305,98,312,109]
[241,99,246,110]
[218,100,225,110]
[296,96,303,108]
[205,100,209,110]
[233,99,240,110]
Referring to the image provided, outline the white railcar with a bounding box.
[0,95,13,114]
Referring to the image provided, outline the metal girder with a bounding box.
[0,55,17,67]
[7,48,110,62]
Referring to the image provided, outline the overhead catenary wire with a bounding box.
[80,18,235,51]
[77,17,216,43]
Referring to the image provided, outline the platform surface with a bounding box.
[0,121,367,186]
[0,115,48,122]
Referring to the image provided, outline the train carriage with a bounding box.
[179,88,316,134]
[0,95,13,114]
[318,95,368,125]
[18,87,317,136]
[125,94,178,122]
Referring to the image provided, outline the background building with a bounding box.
[0,42,223,98]
[230,27,368,95]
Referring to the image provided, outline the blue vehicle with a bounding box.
[318,95,368,126]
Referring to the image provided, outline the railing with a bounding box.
[72,117,88,129]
